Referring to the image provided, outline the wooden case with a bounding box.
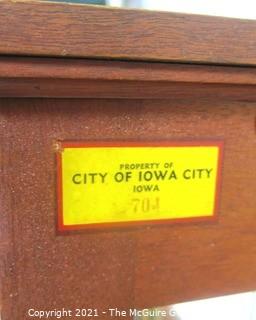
[0,1,256,319]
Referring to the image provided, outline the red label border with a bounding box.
[56,140,224,231]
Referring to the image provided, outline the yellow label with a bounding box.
[58,142,222,229]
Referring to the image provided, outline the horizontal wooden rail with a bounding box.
[0,57,256,99]
[0,57,256,85]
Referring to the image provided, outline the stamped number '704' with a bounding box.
[132,198,160,213]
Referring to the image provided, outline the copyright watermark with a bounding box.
[27,307,177,318]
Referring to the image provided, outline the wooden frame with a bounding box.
[1,2,256,319]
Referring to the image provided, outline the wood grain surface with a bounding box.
[1,57,256,84]
[1,1,256,65]
[1,98,256,319]
[1,3,256,317]
[1,57,256,100]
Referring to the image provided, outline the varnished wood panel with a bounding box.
[1,1,256,66]
[1,98,256,319]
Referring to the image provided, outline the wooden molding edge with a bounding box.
[0,57,256,99]
[1,57,256,85]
